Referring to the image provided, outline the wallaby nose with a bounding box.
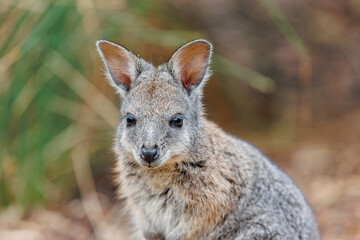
[140,145,159,163]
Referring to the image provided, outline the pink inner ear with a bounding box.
[110,70,131,90]
[98,41,133,90]
[175,41,211,92]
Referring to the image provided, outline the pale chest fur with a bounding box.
[116,143,240,239]
[119,160,185,236]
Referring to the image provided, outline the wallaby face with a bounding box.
[97,40,212,168]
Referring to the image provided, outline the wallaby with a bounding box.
[96,39,320,240]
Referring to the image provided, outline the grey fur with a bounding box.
[96,39,320,240]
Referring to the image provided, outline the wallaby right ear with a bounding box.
[96,40,137,95]
[169,39,212,94]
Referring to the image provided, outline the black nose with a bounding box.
[140,145,159,163]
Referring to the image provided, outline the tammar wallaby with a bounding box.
[96,39,320,240]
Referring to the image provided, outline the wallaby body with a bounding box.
[97,39,320,240]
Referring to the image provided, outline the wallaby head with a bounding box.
[96,39,212,168]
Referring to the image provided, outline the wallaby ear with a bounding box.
[169,39,212,93]
[96,40,137,95]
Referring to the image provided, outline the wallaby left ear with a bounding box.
[96,40,139,96]
[169,39,212,93]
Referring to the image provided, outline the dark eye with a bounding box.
[170,114,183,128]
[125,114,136,127]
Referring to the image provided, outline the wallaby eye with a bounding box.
[170,114,183,128]
[125,114,136,127]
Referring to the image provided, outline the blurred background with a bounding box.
[1,0,360,239]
